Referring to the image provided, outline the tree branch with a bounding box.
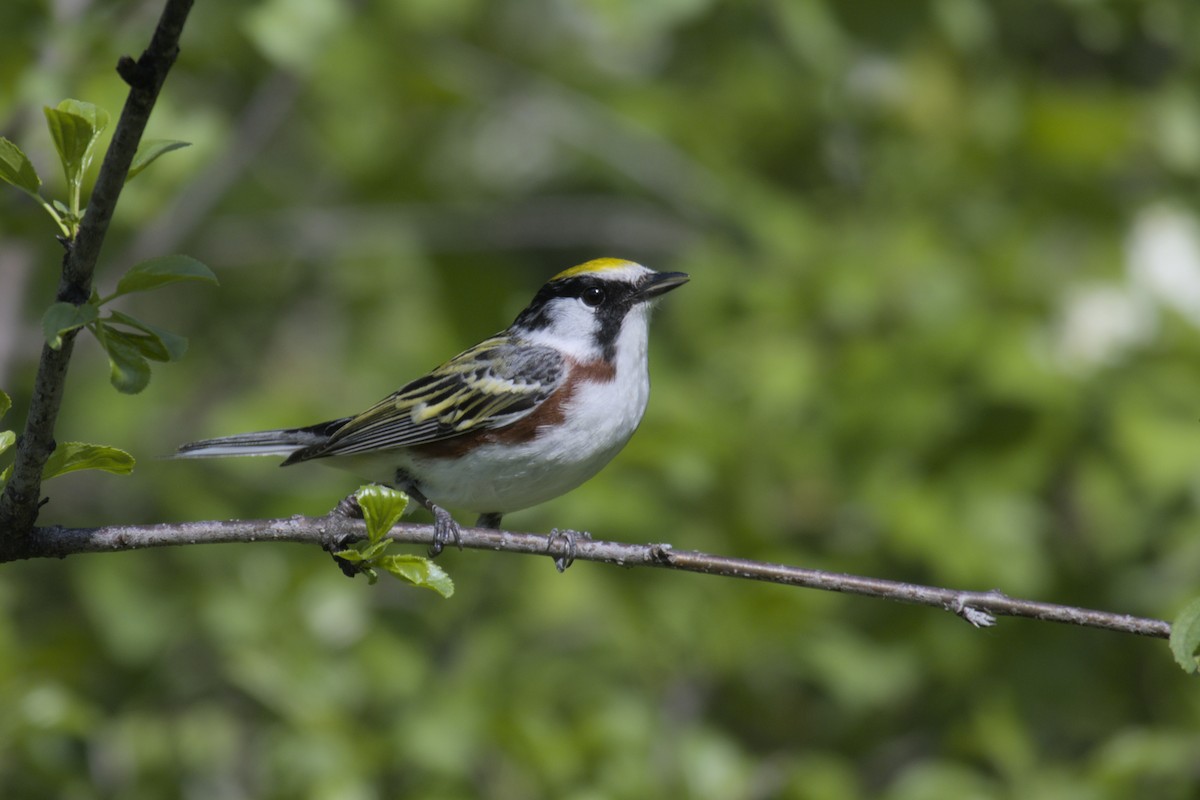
[0,0,194,546]
[9,515,1172,640]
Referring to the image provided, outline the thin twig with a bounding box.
[11,516,1172,640]
[0,0,194,545]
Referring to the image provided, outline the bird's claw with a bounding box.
[333,493,364,519]
[428,504,462,558]
[547,528,590,572]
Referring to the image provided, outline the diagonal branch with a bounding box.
[0,0,194,545]
[10,515,1172,640]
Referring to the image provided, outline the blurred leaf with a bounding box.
[0,388,9,420]
[354,484,409,544]
[112,255,218,298]
[0,137,41,195]
[127,139,190,181]
[42,442,135,481]
[99,324,171,362]
[42,301,98,349]
[1169,597,1200,674]
[106,310,189,361]
[378,554,454,598]
[100,332,152,394]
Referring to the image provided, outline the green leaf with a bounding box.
[99,324,171,362]
[44,100,109,211]
[128,139,190,181]
[1169,597,1200,674]
[358,541,392,561]
[0,389,10,420]
[332,549,366,563]
[378,554,455,598]
[113,255,218,298]
[42,441,135,481]
[102,332,152,394]
[106,310,188,361]
[0,137,41,195]
[43,301,99,349]
[354,484,410,544]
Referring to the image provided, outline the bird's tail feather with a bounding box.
[175,417,351,459]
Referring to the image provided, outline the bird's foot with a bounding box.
[547,528,590,572]
[333,493,364,519]
[427,503,462,558]
[325,492,366,578]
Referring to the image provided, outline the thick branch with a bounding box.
[10,516,1172,640]
[0,0,194,544]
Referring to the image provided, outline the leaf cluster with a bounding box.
[1,99,185,240]
[333,485,454,597]
[1,98,214,394]
[43,255,217,394]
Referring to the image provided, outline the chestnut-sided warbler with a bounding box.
[177,258,688,551]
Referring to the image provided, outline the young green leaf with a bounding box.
[101,333,152,394]
[378,554,455,598]
[43,301,99,349]
[1169,597,1200,674]
[0,388,10,420]
[41,442,135,481]
[106,310,188,361]
[113,255,218,298]
[44,100,110,213]
[0,430,14,459]
[354,484,410,544]
[56,99,110,132]
[128,139,190,181]
[0,137,42,195]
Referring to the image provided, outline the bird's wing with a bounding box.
[286,336,566,461]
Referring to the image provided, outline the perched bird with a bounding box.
[177,258,688,552]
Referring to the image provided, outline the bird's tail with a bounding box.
[174,418,351,459]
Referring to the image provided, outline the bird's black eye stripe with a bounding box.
[582,286,606,307]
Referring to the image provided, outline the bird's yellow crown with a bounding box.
[550,258,639,282]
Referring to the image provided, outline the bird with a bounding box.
[176,258,688,554]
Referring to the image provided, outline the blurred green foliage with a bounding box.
[3,0,1200,797]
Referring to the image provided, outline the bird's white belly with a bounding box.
[344,371,650,514]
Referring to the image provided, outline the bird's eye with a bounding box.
[581,287,606,307]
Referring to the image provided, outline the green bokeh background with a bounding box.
[3,1,1200,797]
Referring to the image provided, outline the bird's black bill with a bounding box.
[637,271,689,300]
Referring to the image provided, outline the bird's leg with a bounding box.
[476,512,503,529]
[395,475,461,557]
